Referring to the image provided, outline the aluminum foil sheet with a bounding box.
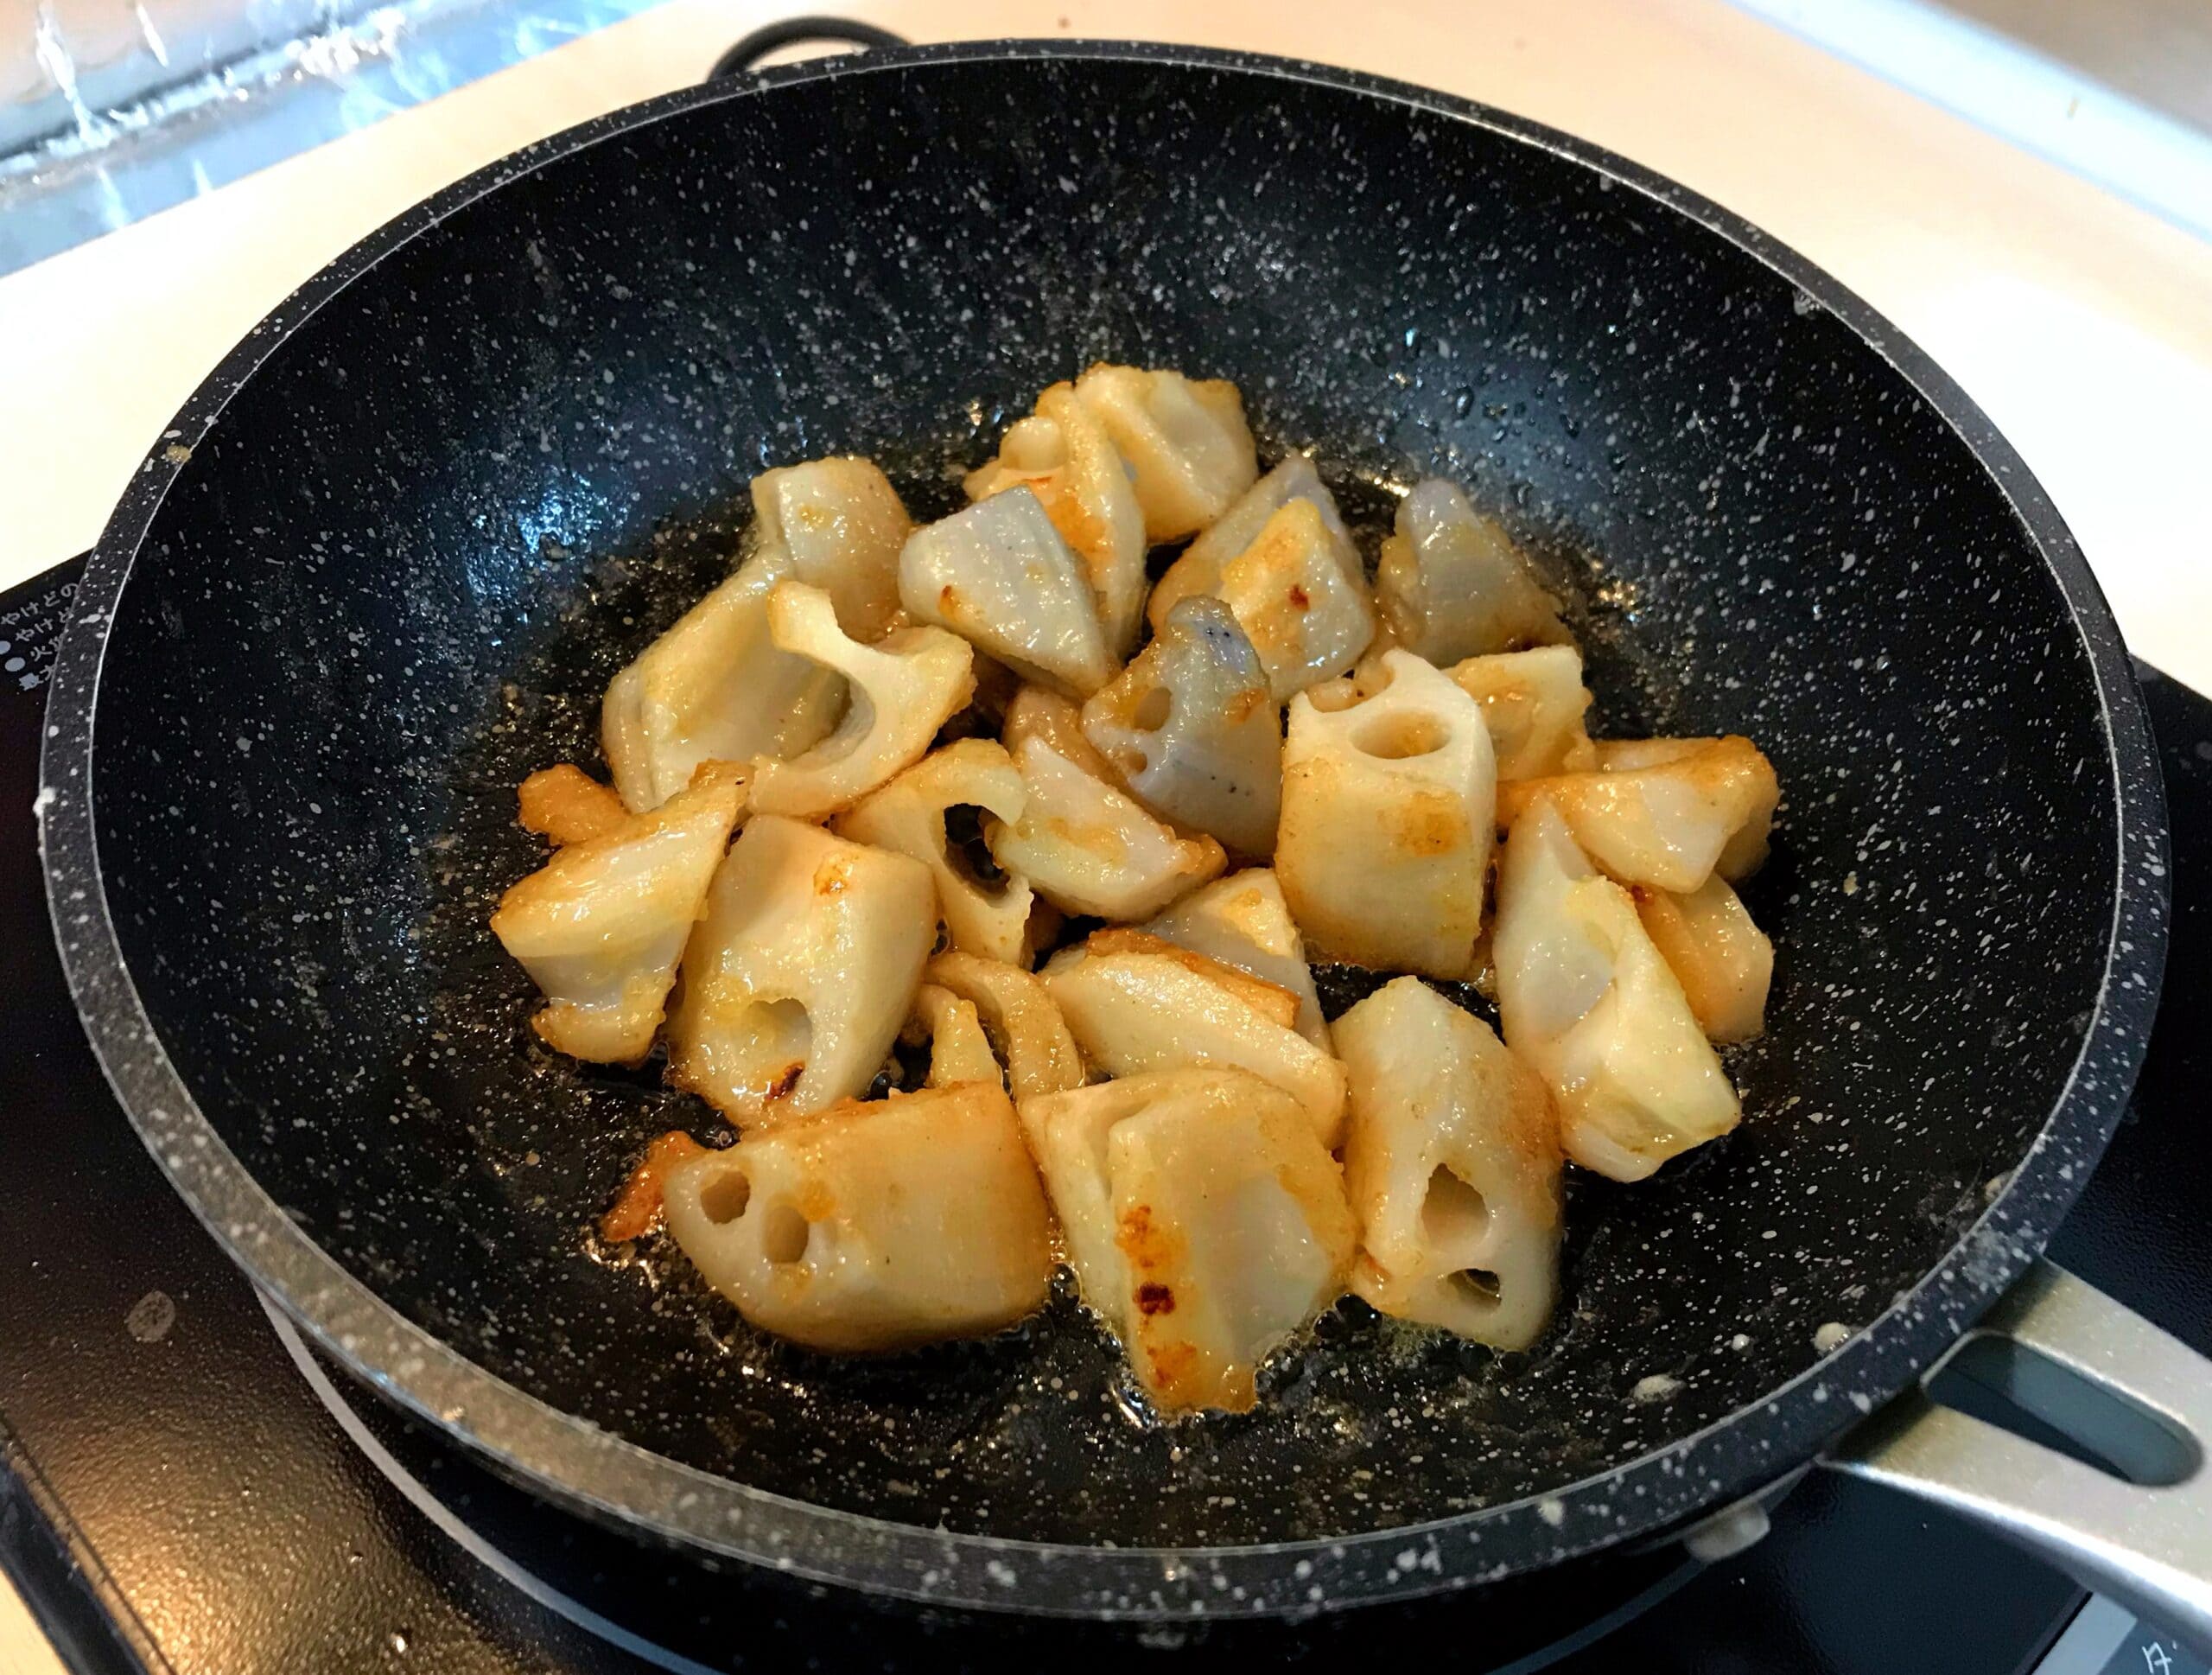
[0,0,669,277]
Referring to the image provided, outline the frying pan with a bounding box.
[37,37,2212,1640]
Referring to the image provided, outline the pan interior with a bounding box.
[89,56,2119,1547]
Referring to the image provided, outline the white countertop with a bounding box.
[3,0,2209,704]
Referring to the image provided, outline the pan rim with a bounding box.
[36,37,2170,1618]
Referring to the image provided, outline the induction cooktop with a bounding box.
[3,553,2206,1674]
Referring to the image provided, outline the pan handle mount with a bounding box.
[708,17,908,82]
[1827,1261,2212,1655]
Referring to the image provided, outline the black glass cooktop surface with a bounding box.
[3,557,2207,1675]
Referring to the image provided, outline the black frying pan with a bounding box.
[39,39,2212,1638]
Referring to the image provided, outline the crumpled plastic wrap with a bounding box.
[0,0,667,277]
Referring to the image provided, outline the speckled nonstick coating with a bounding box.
[39,41,2165,1618]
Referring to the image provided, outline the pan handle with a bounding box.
[707,17,908,81]
[1825,1261,2212,1656]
